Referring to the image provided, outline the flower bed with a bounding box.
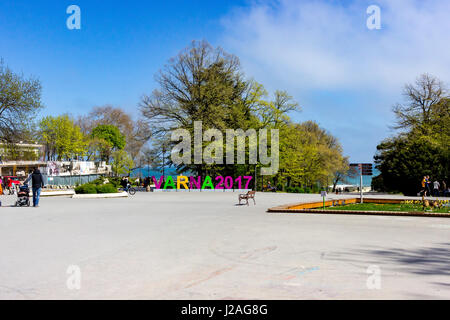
[268,198,450,217]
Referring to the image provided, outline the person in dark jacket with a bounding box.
[25,168,45,207]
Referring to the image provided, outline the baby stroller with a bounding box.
[15,184,31,207]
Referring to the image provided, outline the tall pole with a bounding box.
[162,146,165,178]
[360,165,363,204]
[323,194,325,209]
[254,164,257,191]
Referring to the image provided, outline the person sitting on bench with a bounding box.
[266,182,276,192]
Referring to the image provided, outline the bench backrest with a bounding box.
[248,191,256,197]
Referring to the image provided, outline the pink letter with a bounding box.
[190,176,201,189]
[152,176,165,189]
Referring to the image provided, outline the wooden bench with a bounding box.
[239,191,256,206]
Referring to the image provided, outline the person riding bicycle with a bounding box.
[121,177,129,191]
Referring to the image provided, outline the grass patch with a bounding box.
[325,203,450,214]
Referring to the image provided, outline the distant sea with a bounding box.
[345,168,381,187]
[130,167,189,179]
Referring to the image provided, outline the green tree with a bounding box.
[77,105,150,161]
[140,41,300,179]
[274,121,346,191]
[0,59,42,142]
[375,74,449,195]
[85,137,111,162]
[111,149,134,176]
[374,137,448,195]
[255,90,301,127]
[91,124,126,163]
[140,41,254,176]
[39,115,87,161]
[331,157,355,192]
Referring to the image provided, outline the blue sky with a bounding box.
[1,0,449,163]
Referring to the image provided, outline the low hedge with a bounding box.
[97,183,118,194]
[75,183,98,194]
[75,183,118,194]
[285,186,314,193]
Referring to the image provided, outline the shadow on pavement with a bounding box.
[324,242,450,278]
[363,243,450,277]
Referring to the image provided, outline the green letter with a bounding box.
[163,176,176,189]
[201,176,214,189]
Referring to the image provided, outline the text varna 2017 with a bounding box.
[152,175,253,190]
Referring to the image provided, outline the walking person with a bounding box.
[24,168,45,207]
[421,176,427,196]
[433,180,440,197]
[143,177,150,192]
[425,176,432,196]
[445,186,450,197]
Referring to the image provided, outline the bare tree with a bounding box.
[76,105,151,161]
[142,136,172,176]
[393,74,447,130]
[139,40,243,138]
[0,59,42,142]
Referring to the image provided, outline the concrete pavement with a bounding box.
[0,192,449,299]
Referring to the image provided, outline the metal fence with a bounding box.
[43,174,104,186]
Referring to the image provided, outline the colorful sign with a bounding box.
[152,176,253,190]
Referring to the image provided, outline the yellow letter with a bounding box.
[177,176,189,189]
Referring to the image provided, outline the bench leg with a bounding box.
[253,197,256,205]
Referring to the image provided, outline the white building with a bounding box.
[0,143,111,177]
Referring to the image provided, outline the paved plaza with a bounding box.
[0,192,449,299]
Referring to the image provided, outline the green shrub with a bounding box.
[75,183,98,194]
[277,183,283,191]
[96,183,118,194]
[90,177,104,185]
[89,176,123,188]
[75,181,119,194]
[107,177,122,188]
[294,187,302,193]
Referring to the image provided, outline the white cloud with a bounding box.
[221,0,450,93]
[219,0,450,161]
